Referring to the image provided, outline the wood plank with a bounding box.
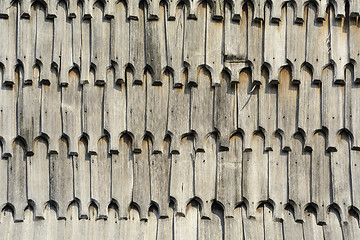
[298,66,321,149]
[90,137,111,218]
[258,67,277,149]
[286,3,306,83]
[111,1,129,83]
[184,2,206,84]
[91,2,110,84]
[214,72,237,149]
[133,138,151,220]
[0,3,17,85]
[303,207,324,240]
[237,69,258,150]
[242,133,268,218]
[217,134,242,217]
[288,134,311,221]
[34,4,53,83]
[49,138,73,219]
[264,4,286,83]
[194,135,217,218]
[144,3,167,85]
[247,3,263,84]
[166,3,186,86]
[322,66,345,150]
[17,66,41,153]
[263,203,283,240]
[82,69,104,153]
[62,69,82,155]
[329,6,348,83]
[41,69,62,152]
[190,68,214,150]
[170,136,194,215]
[268,135,287,220]
[149,140,171,216]
[103,68,126,152]
[311,132,331,223]
[277,67,298,150]
[146,72,169,152]
[323,208,344,240]
[111,135,133,218]
[167,74,190,153]
[330,133,352,219]
[305,3,328,82]
[73,138,90,217]
[8,139,27,221]
[27,138,49,218]
[53,1,73,86]
[282,207,304,240]
[126,69,146,152]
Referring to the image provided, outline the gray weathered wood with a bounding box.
[170,136,194,215]
[323,208,344,240]
[242,133,268,218]
[73,138,90,218]
[90,137,111,218]
[27,138,49,218]
[303,207,324,240]
[49,138,73,219]
[53,2,73,86]
[217,134,242,217]
[305,3,328,82]
[41,69,62,152]
[62,69,82,155]
[238,69,258,150]
[133,138,151,220]
[149,139,171,216]
[184,3,206,85]
[268,135,287,220]
[330,133,352,220]
[190,68,214,150]
[264,4,286,83]
[288,134,310,221]
[8,139,27,221]
[146,72,169,152]
[278,67,298,150]
[126,69,146,152]
[82,69,104,153]
[322,66,345,150]
[298,66,321,149]
[194,135,217,218]
[311,132,331,224]
[111,135,133,219]
[104,68,126,152]
[214,72,237,149]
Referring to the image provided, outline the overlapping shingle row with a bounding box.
[0,202,359,239]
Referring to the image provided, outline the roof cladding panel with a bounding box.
[0,0,360,238]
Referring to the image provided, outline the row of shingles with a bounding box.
[1,200,360,240]
[2,132,358,239]
[0,203,166,240]
[3,117,360,228]
[0,1,356,89]
[0,0,355,27]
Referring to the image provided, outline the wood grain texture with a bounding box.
[0,1,358,238]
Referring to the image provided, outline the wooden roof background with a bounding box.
[0,0,359,239]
